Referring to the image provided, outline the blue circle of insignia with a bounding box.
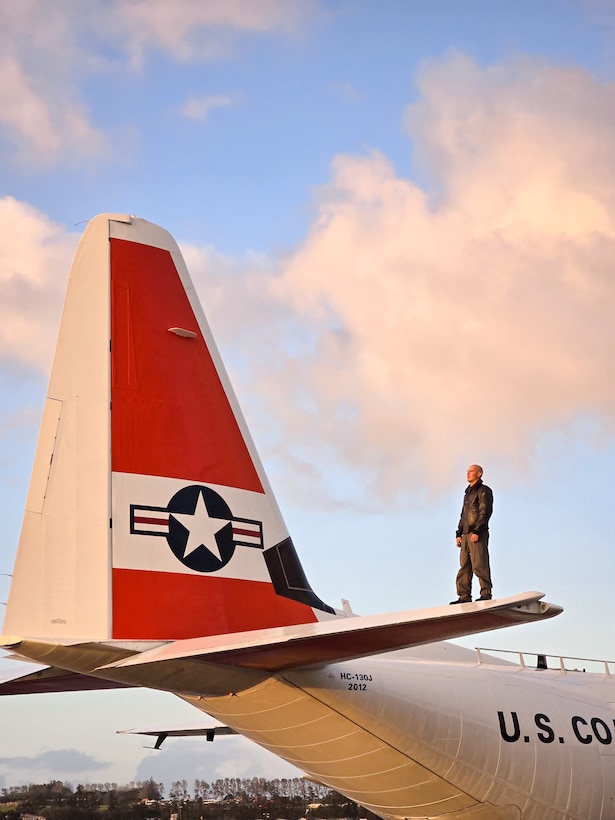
[166,484,235,573]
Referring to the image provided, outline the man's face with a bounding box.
[466,465,481,485]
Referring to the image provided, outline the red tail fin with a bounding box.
[4,214,335,644]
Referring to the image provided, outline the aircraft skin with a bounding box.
[0,214,613,820]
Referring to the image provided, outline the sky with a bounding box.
[1,0,615,795]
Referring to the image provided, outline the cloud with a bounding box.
[0,0,321,165]
[0,748,107,775]
[0,197,78,372]
[180,95,235,122]
[255,53,615,498]
[113,0,321,66]
[0,2,109,166]
[330,81,363,103]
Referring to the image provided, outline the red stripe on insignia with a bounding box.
[110,238,263,493]
[112,568,318,640]
[233,527,260,538]
[134,516,169,525]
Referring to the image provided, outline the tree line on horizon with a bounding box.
[0,777,377,820]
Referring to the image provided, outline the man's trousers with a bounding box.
[456,532,492,599]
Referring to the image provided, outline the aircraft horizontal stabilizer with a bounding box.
[0,662,135,695]
[117,724,238,749]
[98,591,562,673]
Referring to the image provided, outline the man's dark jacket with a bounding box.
[456,479,493,538]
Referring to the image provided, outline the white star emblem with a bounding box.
[170,492,229,561]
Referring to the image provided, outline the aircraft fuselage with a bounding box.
[182,652,615,820]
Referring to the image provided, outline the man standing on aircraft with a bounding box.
[450,464,494,604]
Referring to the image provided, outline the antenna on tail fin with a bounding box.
[3,214,336,645]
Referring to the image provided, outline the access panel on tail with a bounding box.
[3,214,336,645]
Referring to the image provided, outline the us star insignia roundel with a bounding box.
[130,484,264,572]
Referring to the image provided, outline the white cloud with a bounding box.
[252,54,615,498]
[0,2,111,166]
[0,56,61,163]
[113,0,321,66]
[0,197,77,372]
[0,0,321,164]
[0,748,107,775]
[330,81,363,102]
[181,95,234,122]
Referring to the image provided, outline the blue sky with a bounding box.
[1,0,615,794]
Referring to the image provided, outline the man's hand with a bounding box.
[470,533,479,543]
[456,537,462,547]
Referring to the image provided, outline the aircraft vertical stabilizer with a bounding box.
[3,214,336,643]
